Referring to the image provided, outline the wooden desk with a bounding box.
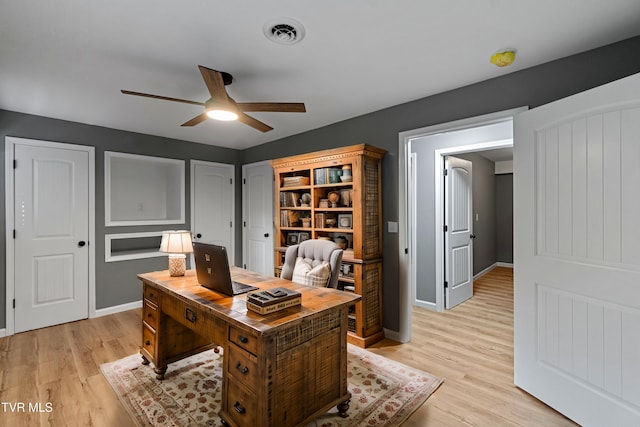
[137,267,361,427]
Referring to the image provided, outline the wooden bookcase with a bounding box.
[271,144,386,347]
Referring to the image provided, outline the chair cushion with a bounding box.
[291,257,331,287]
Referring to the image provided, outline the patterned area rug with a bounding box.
[101,344,442,427]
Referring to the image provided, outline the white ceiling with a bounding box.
[2,1,640,150]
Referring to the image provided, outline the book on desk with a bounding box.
[246,287,301,315]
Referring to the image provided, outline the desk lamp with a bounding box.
[159,230,193,276]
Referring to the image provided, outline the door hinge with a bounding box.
[13,229,16,239]
[230,221,233,228]
[443,225,448,232]
[243,178,246,184]
[443,169,448,176]
[230,178,233,185]
[243,264,247,269]
[404,248,408,254]
[13,159,17,169]
[444,281,448,289]
[13,299,16,309]
[243,221,247,227]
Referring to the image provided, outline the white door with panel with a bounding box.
[242,161,273,276]
[444,156,474,309]
[514,72,640,426]
[12,142,90,333]
[191,161,234,263]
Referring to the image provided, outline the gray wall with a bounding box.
[241,36,640,331]
[496,174,513,264]
[456,153,496,275]
[0,111,241,327]
[2,36,640,332]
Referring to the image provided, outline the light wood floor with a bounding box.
[0,267,576,426]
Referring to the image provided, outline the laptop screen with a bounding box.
[192,242,257,296]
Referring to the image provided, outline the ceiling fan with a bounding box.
[121,65,306,132]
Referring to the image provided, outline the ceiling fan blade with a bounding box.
[236,102,306,113]
[181,113,209,127]
[237,113,273,132]
[120,90,204,106]
[198,65,228,101]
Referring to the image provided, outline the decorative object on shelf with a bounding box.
[301,217,311,228]
[319,198,329,208]
[340,164,353,182]
[282,176,310,186]
[328,191,340,207]
[338,214,353,229]
[159,230,193,276]
[325,218,337,228]
[298,232,310,242]
[340,189,352,207]
[286,233,300,245]
[300,192,311,207]
[329,168,342,183]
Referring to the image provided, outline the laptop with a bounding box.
[192,242,258,296]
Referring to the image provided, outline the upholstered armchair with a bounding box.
[280,239,343,288]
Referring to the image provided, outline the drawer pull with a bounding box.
[186,308,197,324]
[239,335,248,344]
[147,313,153,318]
[145,340,151,346]
[233,401,246,414]
[235,362,249,374]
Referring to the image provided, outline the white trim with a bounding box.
[474,263,498,280]
[5,136,96,336]
[0,328,6,338]
[105,231,165,262]
[105,151,185,227]
[94,300,142,317]
[190,159,235,264]
[398,107,526,343]
[496,262,514,268]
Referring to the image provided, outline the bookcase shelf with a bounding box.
[271,144,386,347]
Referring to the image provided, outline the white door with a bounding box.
[514,72,640,426]
[444,156,473,309]
[242,161,274,275]
[13,143,90,333]
[191,161,234,263]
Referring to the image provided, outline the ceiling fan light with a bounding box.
[207,109,238,121]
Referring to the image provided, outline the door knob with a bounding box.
[78,241,86,247]
[264,233,269,238]
[196,233,202,238]
[470,234,476,239]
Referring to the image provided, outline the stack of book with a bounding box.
[246,288,302,315]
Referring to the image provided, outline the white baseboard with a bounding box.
[0,328,6,338]
[474,263,497,280]
[496,262,514,268]
[383,328,406,343]
[94,300,142,317]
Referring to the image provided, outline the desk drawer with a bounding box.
[227,343,259,393]
[144,285,160,305]
[229,326,258,355]
[226,382,257,427]
[143,300,158,329]
[142,323,156,357]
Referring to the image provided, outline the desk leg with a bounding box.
[154,366,168,380]
[337,399,350,418]
[141,354,150,365]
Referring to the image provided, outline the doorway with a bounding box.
[5,137,96,336]
[396,107,524,343]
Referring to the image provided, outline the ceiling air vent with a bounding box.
[263,18,305,45]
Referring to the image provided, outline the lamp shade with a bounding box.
[159,230,193,254]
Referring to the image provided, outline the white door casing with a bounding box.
[190,160,234,264]
[6,137,95,334]
[444,156,473,309]
[514,72,640,426]
[242,161,274,276]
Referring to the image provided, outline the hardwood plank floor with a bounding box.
[369,267,577,426]
[0,267,576,426]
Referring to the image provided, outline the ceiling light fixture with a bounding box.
[205,98,238,121]
[263,18,305,45]
[490,50,516,67]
